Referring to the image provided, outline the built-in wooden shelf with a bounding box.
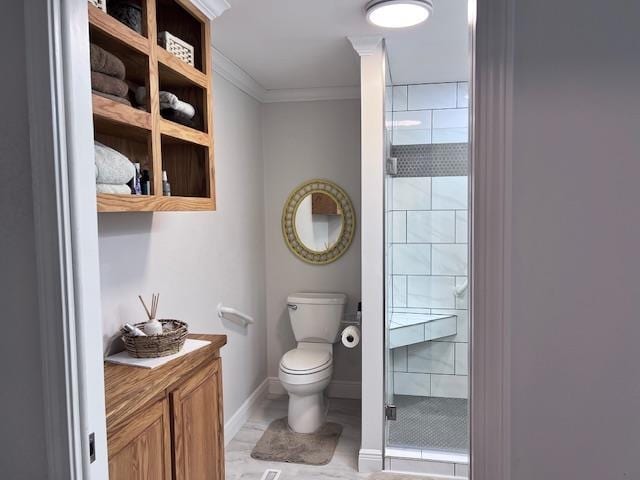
[89,0,215,213]
[93,95,151,132]
[97,193,214,212]
[156,46,209,88]
[159,119,209,146]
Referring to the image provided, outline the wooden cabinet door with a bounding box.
[171,360,224,480]
[108,399,172,480]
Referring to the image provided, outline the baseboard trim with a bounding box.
[359,448,383,473]
[224,378,269,445]
[267,377,361,399]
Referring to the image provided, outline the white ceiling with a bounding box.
[212,0,469,91]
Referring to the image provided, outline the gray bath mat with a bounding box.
[250,417,342,466]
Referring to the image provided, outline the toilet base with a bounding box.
[287,391,327,433]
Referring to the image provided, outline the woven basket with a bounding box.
[88,0,107,12]
[121,319,188,358]
[159,31,195,66]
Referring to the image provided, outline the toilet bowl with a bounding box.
[279,347,333,433]
[279,292,347,433]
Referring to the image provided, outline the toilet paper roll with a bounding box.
[341,325,360,349]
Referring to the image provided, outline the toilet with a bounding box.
[278,292,347,433]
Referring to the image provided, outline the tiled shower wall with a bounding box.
[389,82,469,399]
[391,82,469,145]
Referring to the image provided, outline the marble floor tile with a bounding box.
[225,395,369,480]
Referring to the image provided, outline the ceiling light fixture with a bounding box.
[365,0,433,28]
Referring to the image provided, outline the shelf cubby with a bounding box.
[158,65,208,133]
[156,0,206,73]
[89,0,215,213]
[89,4,149,54]
[161,135,211,199]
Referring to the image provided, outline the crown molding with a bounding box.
[212,48,360,103]
[191,0,230,19]
[262,86,360,103]
[212,48,268,102]
[348,35,384,56]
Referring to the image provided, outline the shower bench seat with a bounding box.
[389,312,457,348]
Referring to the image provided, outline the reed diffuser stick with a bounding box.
[138,295,152,320]
[153,293,160,319]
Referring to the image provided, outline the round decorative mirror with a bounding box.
[282,179,356,265]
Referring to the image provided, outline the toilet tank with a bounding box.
[287,292,347,343]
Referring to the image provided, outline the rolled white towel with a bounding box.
[95,142,136,185]
[135,87,195,119]
[96,184,132,195]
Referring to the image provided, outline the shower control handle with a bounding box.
[287,304,298,310]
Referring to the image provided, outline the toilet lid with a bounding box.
[280,349,332,374]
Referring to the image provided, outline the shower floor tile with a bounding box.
[388,395,468,453]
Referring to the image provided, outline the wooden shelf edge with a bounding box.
[159,119,210,147]
[97,194,215,212]
[93,94,152,131]
[88,4,150,55]
[156,46,209,89]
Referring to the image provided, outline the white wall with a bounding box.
[0,3,48,478]
[262,100,362,383]
[98,73,267,424]
[508,1,640,478]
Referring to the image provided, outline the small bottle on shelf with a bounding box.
[162,170,171,196]
[140,169,151,195]
[133,163,142,195]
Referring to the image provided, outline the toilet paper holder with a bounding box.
[341,313,361,326]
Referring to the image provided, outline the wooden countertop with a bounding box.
[104,333,226,433]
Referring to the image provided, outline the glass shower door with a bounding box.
[384,81,471,464]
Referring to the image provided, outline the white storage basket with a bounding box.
[88,0,107,12]
[159,31,195,67]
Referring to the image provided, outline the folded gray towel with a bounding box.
[90,43,126,80]
[94,142,136,185]
[91,71,129,98]
[134,87,195,119]
[96,184,132,195]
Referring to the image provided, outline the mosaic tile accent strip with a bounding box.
[391,143,468,177]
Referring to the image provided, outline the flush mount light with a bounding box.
[366,0,433,28]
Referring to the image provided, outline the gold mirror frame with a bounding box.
[282,179,356,265]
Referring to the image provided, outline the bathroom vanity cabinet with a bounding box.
[104,334,226,479]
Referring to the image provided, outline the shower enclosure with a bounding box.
[384,80,470,474]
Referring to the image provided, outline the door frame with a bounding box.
[470,0,514,479]
[24,0,108,478]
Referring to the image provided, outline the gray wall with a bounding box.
[99,74,268,422]
[0,3,48,479]
[509,0,640,478]
[262,100,362,382]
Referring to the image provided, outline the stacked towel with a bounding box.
[90,44,131,106]
[135,87,197,128]
[96,184,133,194]
[95,141,135,195]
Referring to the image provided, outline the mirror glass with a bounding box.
[282,179,356,265]
[294,192,344,252]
